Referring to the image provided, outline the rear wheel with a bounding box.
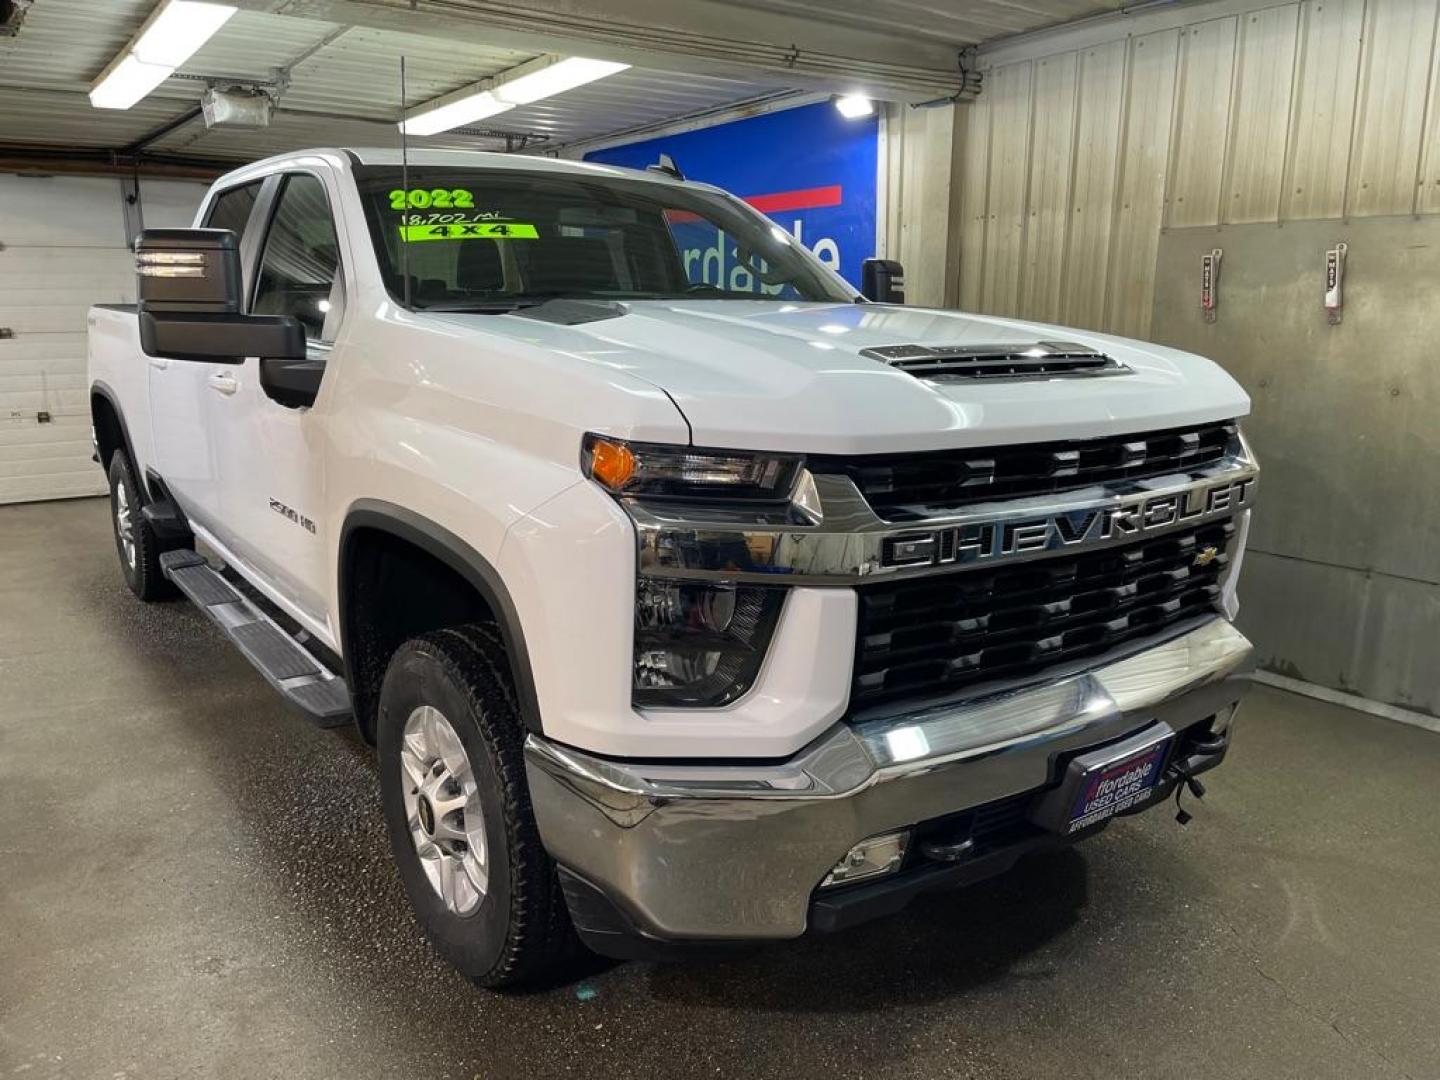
[377,625,578,988]
[107,449,174,602]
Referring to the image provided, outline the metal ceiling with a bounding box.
[0,0,1132,167]
[0,0,792,163]
[719,0,1134,47]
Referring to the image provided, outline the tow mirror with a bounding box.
[861,258,905,304]
[135,228,305,364]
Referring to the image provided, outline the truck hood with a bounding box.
[425,300,1250,454]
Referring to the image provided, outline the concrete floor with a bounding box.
[2,498,1438,1080]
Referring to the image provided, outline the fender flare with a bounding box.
[89,380,149,502]
[337,499,543,734]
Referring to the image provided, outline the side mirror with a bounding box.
[861,258,905,304]
[136,228,305,364]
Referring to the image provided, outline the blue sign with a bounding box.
[584,101,878,288]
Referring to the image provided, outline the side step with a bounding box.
[160,550,351,727]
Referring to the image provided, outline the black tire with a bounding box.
[107,449,175,602]
[377,624,579,989]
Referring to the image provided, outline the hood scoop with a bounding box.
[861,341,1127,381]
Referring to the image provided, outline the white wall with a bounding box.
[0,175,207,504]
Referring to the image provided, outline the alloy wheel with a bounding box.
[114,481,136,571]
[400,704,489,916]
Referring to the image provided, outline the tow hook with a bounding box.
[919,836,976,863]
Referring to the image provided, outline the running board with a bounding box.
[160,550,351,727]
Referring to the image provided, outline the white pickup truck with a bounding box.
[88,147,1259,987]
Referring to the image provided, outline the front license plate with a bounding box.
[1065,738,1172,834]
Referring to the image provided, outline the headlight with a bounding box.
[582,434,795,708]
[633,578,785,707]
[582,434,801,502]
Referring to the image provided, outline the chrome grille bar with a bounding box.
[629,444,1258,586]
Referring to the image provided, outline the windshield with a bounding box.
[353,165,855,310]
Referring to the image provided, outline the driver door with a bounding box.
[147,178,265,533]
[209,170,347,642]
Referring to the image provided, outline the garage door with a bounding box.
[0,174,206,504]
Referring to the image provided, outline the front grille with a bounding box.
[851,519,1234,711]
[820,419,1238,522]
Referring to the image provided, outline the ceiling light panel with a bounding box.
[400,55,630,137]
[89,0,236,110]
[493,57,630,106]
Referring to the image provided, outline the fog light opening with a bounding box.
[820,831,909,888]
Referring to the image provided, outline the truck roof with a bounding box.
[210,146,701,192]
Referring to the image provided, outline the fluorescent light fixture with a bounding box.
[493,56,630,105]
[400,55,629,137]
[835,94,874,119]
[132,0,235,66]
[90,0,236,110]
[90,55,173,110]
[401,91,512,136]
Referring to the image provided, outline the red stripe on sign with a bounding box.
[744,184,843,213]
[661,184,844,224]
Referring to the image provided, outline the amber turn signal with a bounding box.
[588,438,636,491]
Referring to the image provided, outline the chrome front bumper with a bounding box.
[525,616,1254,945]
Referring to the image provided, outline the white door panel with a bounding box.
[0,176,129,247]
[148,358,227,530]
[208,170,342,628]
[146,177,269,532]
[214,366,332,630]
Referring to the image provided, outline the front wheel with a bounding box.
[377,625,578,988]
[107,450,175,602]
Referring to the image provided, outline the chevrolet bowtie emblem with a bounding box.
[1193,545,1220,567]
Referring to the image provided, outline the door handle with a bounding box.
[148,357,171,371]
[207,372,239,395]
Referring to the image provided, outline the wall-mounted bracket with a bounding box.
[1200,248,1222,323]
[1324,242,1347,325]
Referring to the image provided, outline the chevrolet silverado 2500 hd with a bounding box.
[88,148,1258,987]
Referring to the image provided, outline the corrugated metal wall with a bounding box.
[1149,215,1440,716]
[880,103,964,307]
[949,0,1440,718]
[958,0,1440,338]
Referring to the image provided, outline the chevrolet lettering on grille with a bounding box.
[882,475,1256,569]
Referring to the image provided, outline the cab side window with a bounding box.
[252,174,344,342]
[202,180,263,241]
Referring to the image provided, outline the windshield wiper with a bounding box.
[419,293,630,325]
[678,284,781,299]
[418,293,583,314]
